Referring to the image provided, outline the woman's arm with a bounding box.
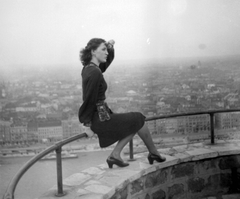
[78,68,102,126]
[99,43,115,73]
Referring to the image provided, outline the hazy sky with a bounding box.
[0,0,240,67]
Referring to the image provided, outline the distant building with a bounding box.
[16,102,39,112]
[62,116,83,139]
[27,121,38,142]
[155,114,210,135]
[10,123,28,144]
[215,112,240,130]
[0,120,11,145]
[146,112,157,134]
[38,120,63,141]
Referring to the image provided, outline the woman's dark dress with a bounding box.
[78,47,145,148]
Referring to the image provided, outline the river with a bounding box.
[0,150,112,199]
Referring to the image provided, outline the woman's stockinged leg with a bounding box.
[137,123,159,155]
[110,133,136,161]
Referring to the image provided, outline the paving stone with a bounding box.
[98,163,108,170]
[75,193,103,199]
[76,188,91,196]
[172,145,189,153]
[185,148,218,161]
[99,176,126,187]
[84,184,112,194]
[82,167,105,175]
[210,146,240,157]
[84,180,101,186]
[107,169,139,180]
[146,154,179,171]
[63,173,91,186]
[173,152,192,163]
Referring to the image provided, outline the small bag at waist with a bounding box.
[96,101,112,122]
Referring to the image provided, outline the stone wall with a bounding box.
[111,155,240,199]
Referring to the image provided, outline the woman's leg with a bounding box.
[110,133,136,161]
[109,122,159,161]
[137,123,159,155]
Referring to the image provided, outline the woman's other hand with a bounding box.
[83,126,94,138]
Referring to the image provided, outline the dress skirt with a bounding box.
[91,111,146,148]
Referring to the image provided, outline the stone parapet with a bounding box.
[38,140,240,199]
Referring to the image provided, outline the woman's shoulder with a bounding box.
[82,64,102,77]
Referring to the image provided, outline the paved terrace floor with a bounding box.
[37,140,240,199]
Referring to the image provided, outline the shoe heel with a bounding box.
[148,156,154,165]
[106,159,113,169]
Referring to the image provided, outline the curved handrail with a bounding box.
[145,108,240,121]
[128,108,240,161]
[3,133,87,199]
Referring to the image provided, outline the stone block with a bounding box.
[145,193,151,199]
[219,173,232,188]
[130,178,144,195]
[171,163,195,179]
[204,173,232,194]
[168,184,185,199]
[145,169,167,188]
[200,158,217,170]
[222,194,240,199]
[219,156,240,170]
[188,177,205,193]
[120,188,128,199]
[110,186,128,199]
[152,189,166,199]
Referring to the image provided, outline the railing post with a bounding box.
[210,113,215,144]
[128,139,135,161]
[55,147,66,197]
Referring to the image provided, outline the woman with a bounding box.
[78,38,166,168]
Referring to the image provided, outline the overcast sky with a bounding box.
[0,0,240,67]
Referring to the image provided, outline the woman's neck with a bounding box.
[90,58,100,67]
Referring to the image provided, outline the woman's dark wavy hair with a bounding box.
[80,38,106,66]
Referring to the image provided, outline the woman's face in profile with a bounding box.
[92,43,108,63]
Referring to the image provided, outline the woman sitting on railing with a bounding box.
[78,38,166,168]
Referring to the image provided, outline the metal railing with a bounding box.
[128,109,240,161]
[3,109,240,199]
[3,133,87,199]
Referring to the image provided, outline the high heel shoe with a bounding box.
[147,153,166,165]
[106,156,129,169]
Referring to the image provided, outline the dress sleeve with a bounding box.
[78,68,102,125]
[99,47,115,73]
